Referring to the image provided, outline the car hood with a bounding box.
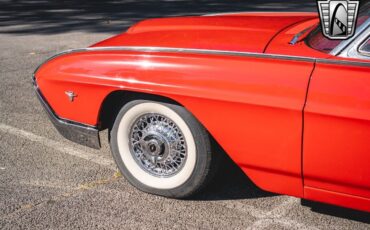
[92,12,317,53]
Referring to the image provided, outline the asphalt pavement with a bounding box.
[0,0,369,229]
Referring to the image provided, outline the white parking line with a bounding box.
[0,123,116,170]
[217,200,267,218]
[261,196,297,218]
[220,197,316,230]
[0,123,315,230]
[275,218,320,230]
[247,218,320,230]
[217,197,296,220]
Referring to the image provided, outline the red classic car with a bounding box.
[33,6,370,212]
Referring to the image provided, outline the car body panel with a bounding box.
[33,12,370,212]
[304,62,370,208]
[93,14,317,53]
[305,186,370,212]
[265,18,332,58]
[35,49,315,197]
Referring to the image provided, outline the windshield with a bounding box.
[307,2,370,53]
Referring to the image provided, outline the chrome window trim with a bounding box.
[340,25,370,60]
[358,36,370,56]
[332,18,370,56]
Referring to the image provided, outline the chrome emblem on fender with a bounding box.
[317,0,360,39]
[65,91,77,102]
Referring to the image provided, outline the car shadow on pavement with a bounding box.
[192,145,370,223]
[192,144,277,201]
[302,200,370,224]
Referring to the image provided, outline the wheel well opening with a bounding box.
[98,90,180,131]
[98,90,256,192]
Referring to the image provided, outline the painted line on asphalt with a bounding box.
[246,218,320,230]
[275,218,321,230]
[0,123,315,229]
[261,196,297,218]
[226,197,316,230]
[217,200,267,218]
[0,123,116,170]
[217,197,296,220]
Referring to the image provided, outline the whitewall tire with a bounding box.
[110,99,218,198]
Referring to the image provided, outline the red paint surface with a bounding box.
[35,12,370,212]
[93,13,317,53]
[36,50,313,198]
[304,62,370,212]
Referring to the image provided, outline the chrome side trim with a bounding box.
[33,46,370,76]
[203,11,316,17]
[33,46,317,76]
[316,58,370,67]
[33,48,88,75]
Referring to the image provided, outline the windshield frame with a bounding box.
[340,23,370,60]
[331,17,370,56]
[358,36,370,56]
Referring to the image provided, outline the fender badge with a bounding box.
[65,91,77,102]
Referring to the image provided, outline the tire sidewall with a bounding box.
[110,100,210,198]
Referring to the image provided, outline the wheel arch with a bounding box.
[98,90,182,131]
[97,89,294,198]
[97,89,227,164]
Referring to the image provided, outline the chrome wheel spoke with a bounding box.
[129,113,187,177]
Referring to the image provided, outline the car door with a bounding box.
[303,35,370,211]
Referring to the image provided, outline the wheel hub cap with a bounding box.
[129,113,187,177]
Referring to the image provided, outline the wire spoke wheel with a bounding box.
[129,113,187,177]
[111,100,218,198]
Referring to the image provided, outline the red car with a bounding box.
[33,6,370,212]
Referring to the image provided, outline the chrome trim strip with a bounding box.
[342,25,370,60]
[203,11,316,17]
[331,18,370,56]
[316,58,370,67]
[358,36,370,57]
[33,48,88,75]
[33,46,316,76]
[33,46,370,76]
